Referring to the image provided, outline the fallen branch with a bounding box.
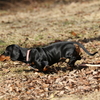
[79,64,100,67]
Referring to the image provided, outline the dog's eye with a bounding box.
[4,51,9,56]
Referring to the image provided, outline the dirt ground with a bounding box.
[0,0,100,100]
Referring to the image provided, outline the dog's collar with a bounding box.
[26,49,31,62]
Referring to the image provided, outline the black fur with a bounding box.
[1,41,97,71]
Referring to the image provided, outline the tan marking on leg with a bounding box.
[31,62,34,65]
[74,44,82,55]
[43,66,49,71]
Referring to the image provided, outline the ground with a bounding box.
[0,0,100,100]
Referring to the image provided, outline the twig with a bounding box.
[79,64,100,67]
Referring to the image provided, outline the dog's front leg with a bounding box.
[33,60,44,71]
[42,61,49,66]
[29,64,39,71]
[42,61,50,72]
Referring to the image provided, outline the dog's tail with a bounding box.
[72,41,98,56]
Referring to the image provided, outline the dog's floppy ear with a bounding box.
[8,45,20,61]
[11,45,20,61]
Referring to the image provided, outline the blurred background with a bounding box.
[0,0,95,9]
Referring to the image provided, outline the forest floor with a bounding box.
[0,0,100,100]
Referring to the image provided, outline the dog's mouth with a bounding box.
[0,55,10,61]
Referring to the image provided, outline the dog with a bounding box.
[0,41,97,71]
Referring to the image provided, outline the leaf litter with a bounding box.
[0,59,100,99]
[0,0,100,100]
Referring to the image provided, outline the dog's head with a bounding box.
[0,44,20,61]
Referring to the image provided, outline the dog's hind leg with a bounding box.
[68,57,77,67]
[65,49,81,69]
[67,54,81,69]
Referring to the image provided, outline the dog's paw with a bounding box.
[43,66,50,72]
[28,66,39,71]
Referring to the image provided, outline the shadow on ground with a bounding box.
[23,64,88,74]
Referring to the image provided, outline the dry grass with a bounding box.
[0,1,100,45]
[52,91,100,100]
[0,0,100,100]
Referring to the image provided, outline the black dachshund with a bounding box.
[0,41,97,71]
